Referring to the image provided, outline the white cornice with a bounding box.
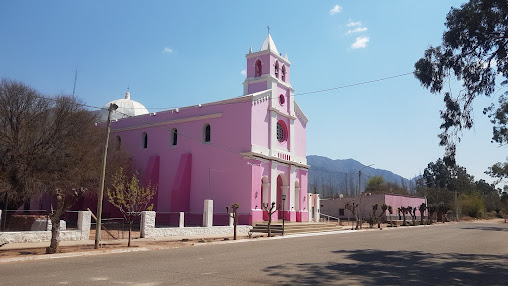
[294,102,308,124]
[245,50,291,65]
[241,152,309,169]
[243,74,294,92]
[269,107,296,120]
[111,113,223,132]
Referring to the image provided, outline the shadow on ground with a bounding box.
[461,226,508,232]
[264,249,507,285]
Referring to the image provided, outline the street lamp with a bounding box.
[282,194,286,235]
[95,103,118,249]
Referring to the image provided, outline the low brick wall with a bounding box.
[143,225,252,238]
[0,211,91,244]
[140,211,251,238]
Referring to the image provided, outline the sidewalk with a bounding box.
[1,232,249,251]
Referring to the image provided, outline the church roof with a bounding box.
[99,92,149,121]
[260,34,279,54]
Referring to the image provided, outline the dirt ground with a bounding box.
[1,218,505,260]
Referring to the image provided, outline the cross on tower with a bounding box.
[267,25,270,35]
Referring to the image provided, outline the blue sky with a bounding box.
[0,1,504,185]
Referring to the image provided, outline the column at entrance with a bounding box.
[270,161,278,221]
[289,165,297,222]
[261,177,270,221]
[280,185,289,222]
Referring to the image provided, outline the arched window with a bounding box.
[274,61,279,78]
[171,129,178,146]
[142,132,148,149]
[203,124,211,142]
[281,65,286,82]
[255,59,262,77]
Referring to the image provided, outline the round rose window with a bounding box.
[279,94,285,105]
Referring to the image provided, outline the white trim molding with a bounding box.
[111,113,223,133]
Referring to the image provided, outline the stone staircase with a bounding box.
[250,221,343,235]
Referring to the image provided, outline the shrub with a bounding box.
[458,193,485,218]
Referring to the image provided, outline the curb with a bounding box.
[0,247,149,263]
[192,222,452,246]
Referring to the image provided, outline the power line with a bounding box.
[108,71,417,160]
[104,71,416,111]
[294,72,415,96]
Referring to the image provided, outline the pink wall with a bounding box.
[385,194,427,216]
[298,170,308,212]
[251,100,270,148]
[248,82,268,94]
[275,85,290,114]
[111,99,254,215]
[294,113,307,158]
[246,54,271,78]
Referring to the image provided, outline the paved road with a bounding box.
[1,222,507,285]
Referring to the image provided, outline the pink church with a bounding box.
[103,35,310,224]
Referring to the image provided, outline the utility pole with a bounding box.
[95,103,118,249]
[357,164,374,226]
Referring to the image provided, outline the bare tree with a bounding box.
[226,203,239,240]
[262,202,278,237]
[345,202,360,230]
[46,188,85,254]
[378,203,388,228]
[0,79,131,253]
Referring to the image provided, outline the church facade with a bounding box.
[105,35,310,224]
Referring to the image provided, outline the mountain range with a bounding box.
[307,155,416,197]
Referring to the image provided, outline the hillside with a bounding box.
[307,155,415,197]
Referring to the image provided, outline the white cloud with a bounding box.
[347,20,362,27]
[351,36,370,49]
[347,27,368,34]
[329,5,342,15]
[162,47,174,54]
[240,69,247,75]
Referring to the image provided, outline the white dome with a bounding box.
[99,92,149,121]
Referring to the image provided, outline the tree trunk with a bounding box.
[46,218,60,254]
[267,215,271,237]
[233,220,237,240]
[128,222,132,247]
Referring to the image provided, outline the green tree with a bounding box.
[107,168,157,247]
[365,176,408,195]
[476,179,501,213]
[414,0,507,166]
[365,176,385,194]
[500,191,508,222]
[458,193,485,218]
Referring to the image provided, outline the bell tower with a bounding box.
[243,33,296,155]
[243,34,292,97]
